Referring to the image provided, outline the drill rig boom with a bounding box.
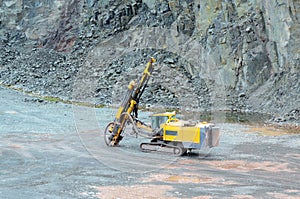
[105,57,156,146]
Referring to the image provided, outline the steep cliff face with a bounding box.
[193,0,299,119]
[0,0,81,51]
[0,0,299,122]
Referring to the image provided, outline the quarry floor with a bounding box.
[0,86,299,199]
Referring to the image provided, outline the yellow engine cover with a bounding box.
[163,123,201,144]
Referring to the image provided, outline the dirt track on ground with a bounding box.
[0,86,299,199]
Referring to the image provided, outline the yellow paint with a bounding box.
[115,106,124,119]
[151,111,176,117]
[127,80,136,90]
[163,124,200,143]
[136,121,152,132]
[127,99,136,114]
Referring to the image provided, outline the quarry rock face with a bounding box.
[0,0,299,122]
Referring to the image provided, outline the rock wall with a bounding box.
[0,0,299,122]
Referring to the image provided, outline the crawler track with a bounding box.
[140,142,186,156]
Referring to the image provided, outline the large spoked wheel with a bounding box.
[104,122,115,146]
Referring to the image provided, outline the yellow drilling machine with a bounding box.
[104,58,220,156]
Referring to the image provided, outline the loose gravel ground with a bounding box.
[0,86,299,199]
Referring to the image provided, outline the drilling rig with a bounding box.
[104,58,220,156]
